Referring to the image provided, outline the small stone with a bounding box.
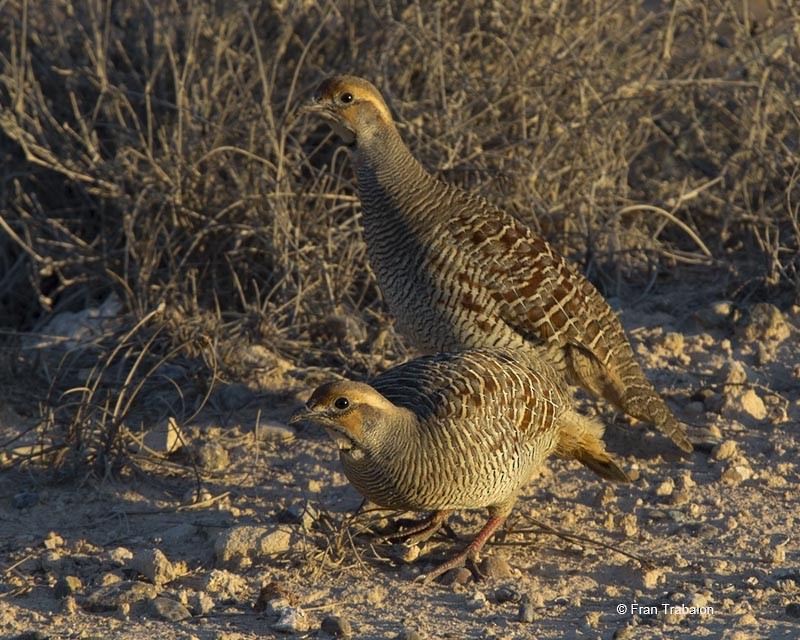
[394,629,424,640]
[494,586,521,603]
[131,548,176,585]
[149,596,192,622]
[61,595,78,615]
[721,360,748,385]
[161,523,198,545]
[320,615,352,638]
[44,532,64,550]
[273,606,309,633]
[480,555,512,579]
[40,550,64,574]
[786,602,800,618]
[194,441,230,471]
[84,581,158,612]
[518,599,536,623]
[655,478,675,496]
[740,390,766,421]
[256,421,296,443]
[54,575,82,599]
[613,626,634,639]
[689,593,709,608]
[738,613,758,625]
[214,525,295,568]
[712,440,738,461]
[642,567,666,589]
[106,547,134,565]
[138,418,183,454]
[439,567,472,585]
[190,591,215,615]
[203,569,248,600]
[465,590,487,611]
[283,501,319,530]
[694,301,732,329]
[739,303,790,342]
[722,463,753,484]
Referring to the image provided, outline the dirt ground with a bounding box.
[1,287,799,640]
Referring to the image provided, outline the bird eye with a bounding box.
[340,92,354,104]
[334,397,350,410]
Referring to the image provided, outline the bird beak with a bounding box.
[288,406,317,426]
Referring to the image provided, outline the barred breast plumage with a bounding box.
[290,347,628,582]
[307,75,692,453]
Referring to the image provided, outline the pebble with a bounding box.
[84,581,158,612]
[494,586,521,603]
[786,602,800,618]
[395,629,424,640]
[106,547,134,565]
[694,301,732,329]
[738,302,790,342]
[320,615,352,638]
[738,613,758,625]
[712,440,738,461]
[131,548,176,585]
[722,463,754,484]
[54,575,82,599]
[214,525,295,568]
[161,523,198,545]
[655,478,674,496]
[272,606,309,633]
[43,532,64,550]
[149,596,192,622]
[440,567,472,586]
[480,556,512,579]
[721,360,748,385]
[190,591,215,615]
[365,585,387,605]
[518,598,536,623]
[465,590,488,611]
[739,390,767,421]
[642,567,666,589]
[203,569,248,600]
[194,441,230,471]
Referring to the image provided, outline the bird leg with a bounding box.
[420,514,507,584]
[389,510,452,545]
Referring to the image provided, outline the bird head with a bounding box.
[304,75,394,146]
[289,380,398,458]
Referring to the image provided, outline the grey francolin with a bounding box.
[290,348,629,583]
[307,75,692,453]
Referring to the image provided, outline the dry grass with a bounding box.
[0,0,798,473]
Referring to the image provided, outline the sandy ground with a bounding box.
[1,289,799,640]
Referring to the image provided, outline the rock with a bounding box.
[106,547,134,565]
[256,421,296,443]
[786,602,800,618]
[194,441,230,471]
[721,360,748,385]
[272,606,309,633]
[439,567,473,586]
[43,532,64,550]
[722,461,754,484]
[740,390,766,421]
[40,550,65,574]
[694,301,733,329]
[642,567,666,589]
[518,598,536,623]
[190,591,215,615]
[320,615,352,638]
[84,581,157,612]
[137,418,183,455]
[214,525,295,569]
[655,478,675,496]
[465,590,488,611]
[712,440,738,461]
[395,629,424,640]
[283,501,319,530]
[131,548,176,585]
[161,523,198,545]
[54,575,82,599]
[480,556,512,579]
[203,569,248,600]
[493,586,521,603]
[738,303,790,342]
[61,595,78,615]
[149,596,191,622]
